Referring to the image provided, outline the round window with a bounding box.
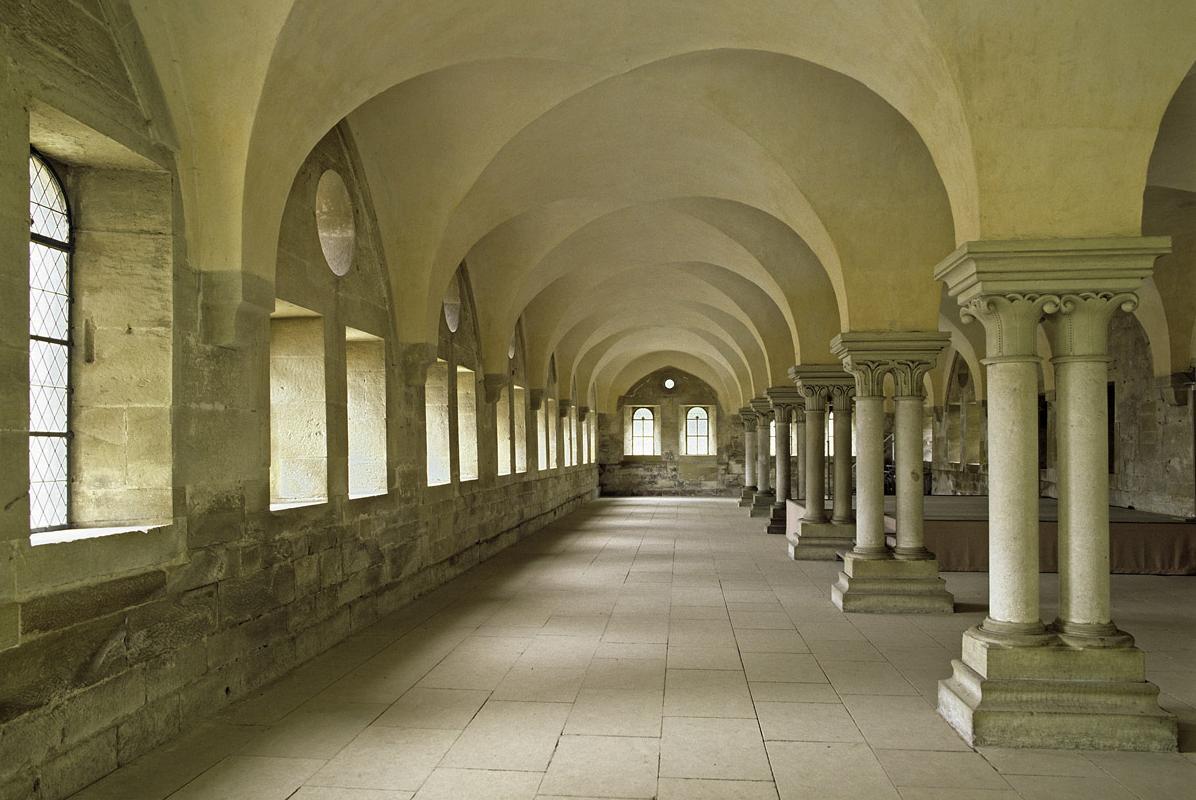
[315,170,355,276]
[664,378,676,390]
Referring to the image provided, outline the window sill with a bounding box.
[348,491,387,501]
[30,521,172,547]
[269,499,327,512]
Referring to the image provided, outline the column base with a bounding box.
[738,485,757,508]
[750,490,775,518]
[786,520,856,560]
[831,553,955,613]
[766,502,787,535]
[937,627,1177,751]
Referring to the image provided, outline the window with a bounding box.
[513,386,528,473]
[270,305,327,508]
[28,153,72,531]
[547,398,558,468]
[457,366,478,481]
[589,412,597,463]
[770,419,776,457]
[537,400,548,470]
[425,359,451,485]
[685,407,710,455]
[345,328,386,497]
[569,406,579,466]
[631,407,655,455]
[496,383,512,476]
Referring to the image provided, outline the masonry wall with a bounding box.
[0,21,598,800]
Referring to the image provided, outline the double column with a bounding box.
[749,398,774,517]
[738,407,758,507]
[830,333,953,613]
[786,367,856,560]
[935,238,1175,751]
[766,388,802,534]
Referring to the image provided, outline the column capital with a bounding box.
[557,398,573,418]
[482,373,507,403]
[739,406,759,432]
[1047,291,1139,359]
[396,342,439,386]
[750,396,773,420]
[766,386,804,420]
[935,237,1169,359]
[578,406,590,422]
[789,365,854,411]
[831,331,949,398]
[528,388,545,411]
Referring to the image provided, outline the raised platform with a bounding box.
[889,496,1196,575]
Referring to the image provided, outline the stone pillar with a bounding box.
[935,239,1175,752]
[1049,293,1137,646]
[830,387,855,525]
[739,407,758,507]
[794,412,806,501]
[830,334,953,613]
[893,360,941,560]
[766,389,801,534]
[787,367,856,559]
[749,398,773,517]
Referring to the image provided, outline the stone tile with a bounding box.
[492,665,586,702]
[565,688,663,736]
[539,614,609,637]
[660,717,773,781]
[664,668,755,718]
[730,610,796,630]
[440,700,570,771]
[373,688,490,729]
[243,704,385,759]
[741,652,827,683]
[735,628,810,653]
[592,642,667,660]
[977,747,1108,778]
[308,727,458,791]
[820,660,919,695]
[657,777,779,799]
[876,749,1010,789]
[540,735,659,798]
[767,741,900,800]
[1003,775,1138,800]
[806,639,885,661]
[842,695,971,752]
[667,644,743,670]
[1080,750,1196,800]
[669,619,738,647]
[582,657,666,690]
[755,701,864,742]
[896,790,1019,800]
[170,756,325,800]
[749,682,841,703]
[293,789,414,800]
[411,768,542,800]
[795,622,867,642]
[603,618,670,644]
[671,605,730,620]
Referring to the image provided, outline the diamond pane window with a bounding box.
[28,153,72,531]
[685,406,710,455]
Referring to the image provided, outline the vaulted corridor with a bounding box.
[71,498,1196,800]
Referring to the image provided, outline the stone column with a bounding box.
[935,238,1175,752]
[892,359,943,560]
[788,367,856,559]
[750,398,773,517]
[830,387,855,525]
[739,407,758,507]
[1049,293,1137,646]
[767,389,801,534]
[831,334,952,613]
[794,412,806,501]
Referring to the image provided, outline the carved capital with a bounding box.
[482,373,507,404]
[789,365,854,413]
[750,397,772,421]
[766,386,803,423]
[889,359,936,398]
[961,293,1059,360]
[557,399,573,418]
[528,388,545,411]
[829,383,855,412]
[739,406,759,432]
[1048,291,1138,358]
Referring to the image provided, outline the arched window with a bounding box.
[28,153,72,531]
[770,419,776,456]
[686,407,710,455]
[631,407,655,455]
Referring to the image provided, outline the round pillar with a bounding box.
[894,394,931,559]
[831,389,854,524]
[853,395,887,556]
[773,404,791,509]
[743,417,757,490]
[795,414,806,501]
[756,413,771,495]
[802,394,826,523]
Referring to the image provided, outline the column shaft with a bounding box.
[803,402,826,522]
[795,416,806,501]
[756,419,771,494]
[831,398,853,524]
[774,411,790,506]
[894,395,930,559]
[744,426,757,489]
[853,396,887,555]
[985,358,1042,630]
[1055,357,1112,628]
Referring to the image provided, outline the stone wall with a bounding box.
[597,367,743,496]
[0,28,600,800]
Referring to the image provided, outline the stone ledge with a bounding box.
[786,520,854,560]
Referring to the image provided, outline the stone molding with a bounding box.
[832,331,952,399]
[788,365,854,412]
[578,406,590,422]
[935,237,1169,359]
[396,341,439,386]
[482,373,507,403]
[766,386,803,424]
[749,396,772,420]
[557,399,573,418]
[1048,291,1139,358]
[528,388,545,411]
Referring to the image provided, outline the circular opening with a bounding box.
[315,170,355,276]
[663,378,676,390]
[443,276,462,333]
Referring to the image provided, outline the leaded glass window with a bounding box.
[631,407,654,455]
[685,407,710,455]
[28,153,71,531]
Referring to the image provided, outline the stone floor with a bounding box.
[70,497,1196,800]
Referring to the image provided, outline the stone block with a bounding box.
[116,693,180,764]
[59,670,146,748]
[787,521,855,560]
[37,728,118,800]
[217,564,295,626]
[21,571,165,638]
[126,587,218,663]
[0,602,18,652]
[831,555,955,614]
